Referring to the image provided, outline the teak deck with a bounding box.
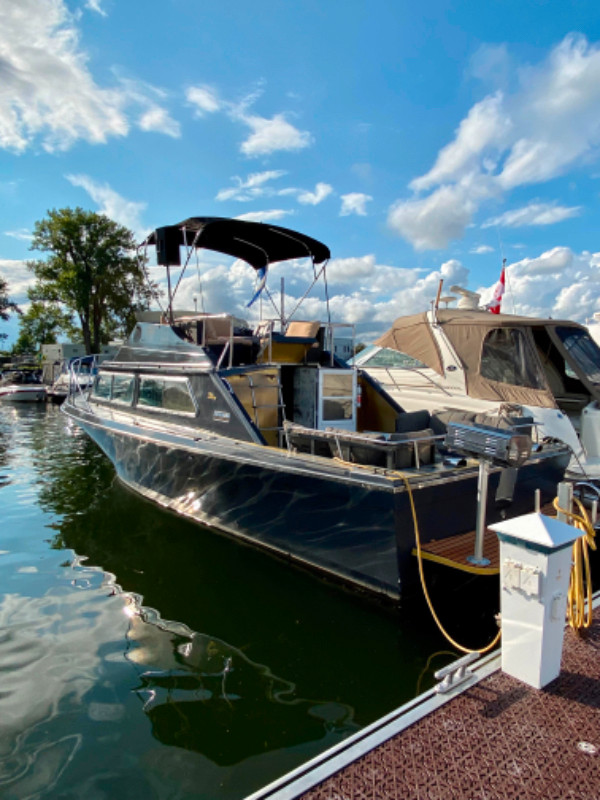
[415,501,558,576]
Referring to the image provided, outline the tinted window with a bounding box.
[138,377,196,414]
[480,329,545,389]
[555,326,600,384]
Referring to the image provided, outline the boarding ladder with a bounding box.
[247,372,287,446]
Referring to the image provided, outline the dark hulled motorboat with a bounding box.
[62,218,570,600]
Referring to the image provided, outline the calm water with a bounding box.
[0,403,493,800]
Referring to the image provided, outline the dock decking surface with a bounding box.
[300,619,600,800]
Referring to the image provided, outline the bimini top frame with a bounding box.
[140,217,331,324]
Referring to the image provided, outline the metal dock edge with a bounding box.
[245,590,600,800]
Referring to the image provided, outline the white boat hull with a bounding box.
[0,386,46,402]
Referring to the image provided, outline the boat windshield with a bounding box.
[353,346,426,369]
[554,326,600,385]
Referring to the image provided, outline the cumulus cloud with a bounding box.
[478,246,600,322]
[340,193,373,216]
[410,93,510,192]
[0,0,180,153]
[470,245,495,254]
[298,183,333,205]
[0,259,35,304]
[389,34,600,249]
[481,202,581,228]
[388,184,477,250]
[239,113,312,157]
[66,174,147,237]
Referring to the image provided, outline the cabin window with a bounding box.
[480,329,545,389]
[138,376,196,414]
[92,372,111,399]
[554,327,600,384]
[322,372,353,420]
[111,374,135,405]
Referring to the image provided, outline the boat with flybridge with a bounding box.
[62,217,570,599]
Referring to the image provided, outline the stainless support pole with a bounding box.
[557,481,573,523]
[468,460,491,566]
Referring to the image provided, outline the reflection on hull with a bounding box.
[74,413,568,600]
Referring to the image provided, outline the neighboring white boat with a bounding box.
[0,370,46,403]
[354,306,600,478]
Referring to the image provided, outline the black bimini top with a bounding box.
[145,217,330,270]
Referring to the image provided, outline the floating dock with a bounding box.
[247,593,600,800]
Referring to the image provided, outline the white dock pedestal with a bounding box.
[489,513,579,690]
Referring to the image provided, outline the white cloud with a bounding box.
[0,0,180,153]
[340,193,373,217]
[390,34,600,250]
[186,85,221,116]
[234,210,294,222]
[239,113,312,157]
[85,0,107,16]
[4,229,32,242]
[0,0,127,152]
[216,170,287,202]
[478,246,600,322]
[388,184,477,250]
[410,93,510,192]
[482,202,582,228]
[138,105,180,138]
[470,244,495,254]
[186,84,313,157]
[0,259,35,304]
[66,174,147,237]
[297,183,333,206]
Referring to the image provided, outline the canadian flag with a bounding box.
[487,267,505,314]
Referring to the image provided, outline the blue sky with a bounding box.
[2,0,600,345]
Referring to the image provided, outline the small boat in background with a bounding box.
[0,370,46,402]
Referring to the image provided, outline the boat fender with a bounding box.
[356,384,362,408]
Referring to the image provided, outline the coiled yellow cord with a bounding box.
[553,497,596,631]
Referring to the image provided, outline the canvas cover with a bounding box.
[375,312,444,376]
[374,309,600,408]
[438,310,556,406]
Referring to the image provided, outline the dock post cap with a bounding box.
[489,511,580,552]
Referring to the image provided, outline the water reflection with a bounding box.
[0,404,458,799]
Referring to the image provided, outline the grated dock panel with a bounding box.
[301,619,600,800]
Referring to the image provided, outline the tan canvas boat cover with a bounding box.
[375,309,598,408]
[375,312,444,376]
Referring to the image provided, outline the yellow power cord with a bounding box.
[553,497,597,631]
[402,475,502,655]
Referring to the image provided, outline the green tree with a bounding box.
[12,296,77,354]
[28,208,156,354]
[0,275,20,342]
